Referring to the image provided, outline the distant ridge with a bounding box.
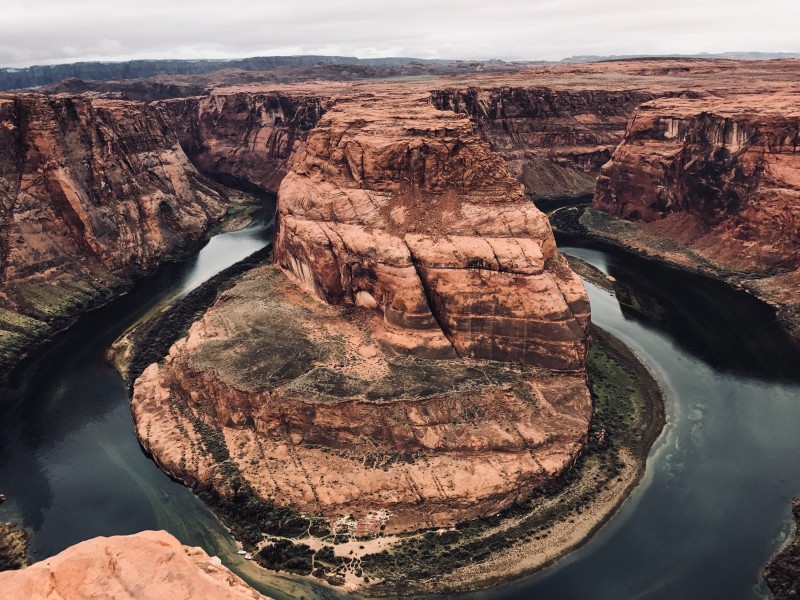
[562,51,800,63]
[0,55,455,91]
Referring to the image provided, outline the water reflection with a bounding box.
[557,233,800,382]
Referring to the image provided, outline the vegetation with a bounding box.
[0,522,30,571]
[126,245,274,386]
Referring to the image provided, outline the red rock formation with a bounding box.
[594,94,800,272]
[0,531,269,600]
[162,91,332,192]
[0,93,228,374]
[275,91,590,370]
[431,87,653,201]
[132,264,592,534]
[131,90,592,537]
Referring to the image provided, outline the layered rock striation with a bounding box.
[594,94,800,272]
[131,91,592,536]
[132,264,591,534]
[276,92,590,369]
[162,91,332,192]
[432,87,653,201]
[0,531,269,600]
[0,94,228,376]
[591,94,800,334]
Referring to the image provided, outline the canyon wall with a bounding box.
[161,92,332,191]
[0,93,228,376]
[0,531,270,600]
[431,87,653,201]
[593,94,800,273]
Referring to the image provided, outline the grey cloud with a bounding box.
[1,0,798,67]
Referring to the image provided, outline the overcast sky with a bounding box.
[1,0,799,68]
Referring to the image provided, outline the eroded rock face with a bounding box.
[162,92,332,192]
[593,95,800,272]
[275,92,590,370]
[0,94,228,375]
[132,265,591,534]
[131,91,592,536]
[0,531,269,600]
[432,87,653,201]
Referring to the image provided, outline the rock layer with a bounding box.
[132,265,592,534]
[275,92,590,370]
[432,87,653,201]
[0,94,228,376]
[163,91,332,192]
[594,94,800,273]
[0,531,269,600]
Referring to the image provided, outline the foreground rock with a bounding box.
[592,94,800,337]
[0,94,229,379]
[0,531,269,599]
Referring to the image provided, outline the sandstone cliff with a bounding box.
[276,92,590,369]
[0,93,228,377]
[131,91,592,537]
[591,94,800,333]
[432,87,653,202]
[162,91,332,191]
[0,531,269,600]
[594,94,800,271]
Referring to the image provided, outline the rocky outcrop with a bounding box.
[276,92,590,369]
[0,93,228,378]
[132,264,592,534]
[131,91,592,537]
[432,87,653,201]
[594,94,800,272]
[0,530,269,599]
[161,92,332,192]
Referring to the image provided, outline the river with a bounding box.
[1,217,799,599]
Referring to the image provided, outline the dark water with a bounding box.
[475,236,800,600]
[1,221,799,600]
[0,211,335,599]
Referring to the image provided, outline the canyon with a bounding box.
[1,57,799,597]
[0,93,232,382]
[591,93,800,337]
[131,90,593,538]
